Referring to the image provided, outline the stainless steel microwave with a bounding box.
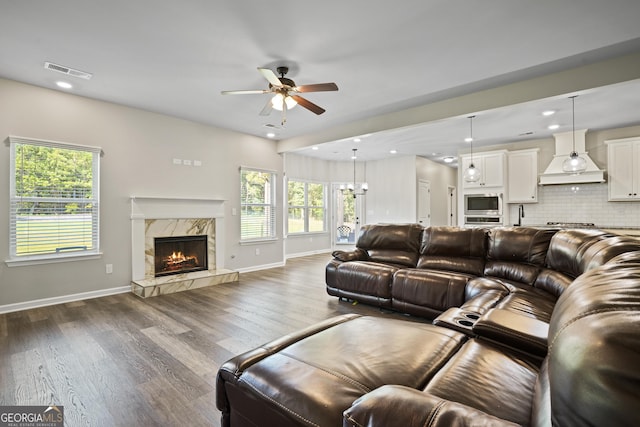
[464,193,503,216]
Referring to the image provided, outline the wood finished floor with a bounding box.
[0,253,420,427]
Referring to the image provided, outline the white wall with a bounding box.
[0,78,283,307]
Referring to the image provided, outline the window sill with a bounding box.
[239,238,278,245]
[5,251,103,267]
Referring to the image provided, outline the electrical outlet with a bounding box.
[255,248,260,255]
[106,264,113,274]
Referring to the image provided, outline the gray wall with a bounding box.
[0,78,283,307]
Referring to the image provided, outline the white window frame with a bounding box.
[240,167,277,242]
[286,179,327,235]
[7,136,101,266]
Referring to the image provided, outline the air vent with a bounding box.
[44,62,92,80]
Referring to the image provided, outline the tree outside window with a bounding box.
[9,136,101,261]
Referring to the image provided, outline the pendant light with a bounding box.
[562,95,587,174]
[463,115,480,183]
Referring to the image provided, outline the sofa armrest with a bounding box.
[344,385,519,427]
[332,248,369,262]
[472,308,548,357]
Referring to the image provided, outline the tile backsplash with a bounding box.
[508,183,640,228]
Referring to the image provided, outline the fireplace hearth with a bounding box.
[154,235,208,277]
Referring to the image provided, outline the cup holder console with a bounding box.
[433,309,483,335]
[456,319,475,327]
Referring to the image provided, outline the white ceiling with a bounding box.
[2,0,640,166]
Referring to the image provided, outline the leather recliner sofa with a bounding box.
[216,225,640,426]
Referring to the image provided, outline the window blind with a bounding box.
[9,136,101,260]
[240,167,276,240]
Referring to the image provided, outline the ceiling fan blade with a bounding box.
[291,95,326,115]
[295,82,338,93]
[259,98,273,116]
[221,89,269,95]
[258,67,282,88]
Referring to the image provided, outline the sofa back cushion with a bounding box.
[545,229,613,278]
[484,227,556,285]
[544,251,640,426]
[417,226,487,276]
[579,235,640,272]
[356,223,423,267]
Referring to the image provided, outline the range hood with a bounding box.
[539,129,605,185]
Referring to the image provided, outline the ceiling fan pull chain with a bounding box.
[281,99,287,126]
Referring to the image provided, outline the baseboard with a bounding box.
[0,285,131,314]
[285,250,332,260]
[236,261,286,274]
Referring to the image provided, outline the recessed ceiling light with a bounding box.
[548,124,560,130]
[266,132,276,138]
[443,156,455,163]
[312,146,319,150]
[56,81,72,89]
[390,149,397,154]
[464,137,473,143]
[542,110,555,116]
[353,138,361,143]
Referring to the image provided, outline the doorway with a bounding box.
[333,184,365,245]
[447,186,457,226]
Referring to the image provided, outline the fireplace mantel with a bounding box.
[130,196,226,220]
[130,196,236,297]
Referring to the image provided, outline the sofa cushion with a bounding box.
[217,315,466,427]
[547,251,640,426]
[484,227,556,285]
[417,226,487,276]
[345,385,520,427]
[356,223,424,267]
[330,261,399,307]
[544,229,613,278]
[424,339,540,426]
[392,269,475,318]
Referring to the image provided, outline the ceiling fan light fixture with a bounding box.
[271,93,297,111]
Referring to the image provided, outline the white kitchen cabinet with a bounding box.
[507,149,539,203]
[460,151,506,189]
[606,137,640,201]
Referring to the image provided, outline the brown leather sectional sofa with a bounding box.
[216,225,640,426]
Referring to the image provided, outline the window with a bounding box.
[287,180,326,234]
[240,168,276,241]
[9,136,101,263]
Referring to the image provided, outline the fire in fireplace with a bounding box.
[154,235,208,277]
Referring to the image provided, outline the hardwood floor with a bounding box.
[0,253,418,427]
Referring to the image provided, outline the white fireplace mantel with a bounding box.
[130,196,226,281]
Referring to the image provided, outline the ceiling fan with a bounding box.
[221,66,338,121]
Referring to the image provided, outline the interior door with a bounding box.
[417,179,431,227]
[333,184,365,245]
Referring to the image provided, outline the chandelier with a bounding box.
[340,148,368,198]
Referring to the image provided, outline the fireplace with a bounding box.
[154,235,208,277]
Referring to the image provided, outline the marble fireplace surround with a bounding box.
[130,196,238,297]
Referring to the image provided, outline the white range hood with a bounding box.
[539,129,605,185]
